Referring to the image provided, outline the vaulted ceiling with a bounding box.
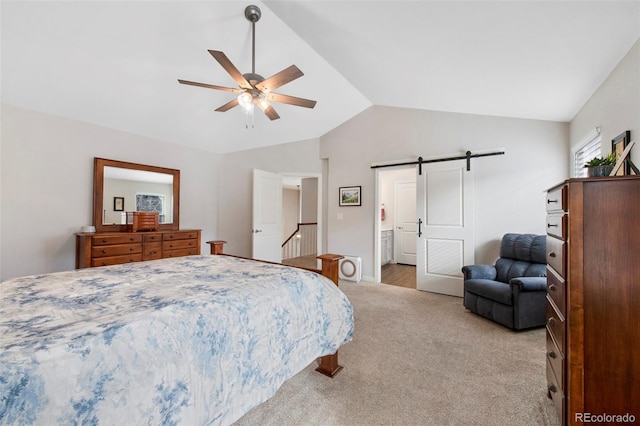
[2,1,639,154]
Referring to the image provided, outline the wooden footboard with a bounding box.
[206,241,345,378]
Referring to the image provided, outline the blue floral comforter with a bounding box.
[0,255,354,425]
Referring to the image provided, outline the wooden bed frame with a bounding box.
[206,240,345,378]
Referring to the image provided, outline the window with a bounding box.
[572,128,601,177]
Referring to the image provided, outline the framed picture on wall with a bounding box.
[113,197,124,211]
[339,186,361,206]
[611,130,631,175]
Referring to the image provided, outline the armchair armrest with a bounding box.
[462,264,497,281]
[509,277,547,292]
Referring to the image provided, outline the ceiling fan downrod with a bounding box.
[245,5,261,75]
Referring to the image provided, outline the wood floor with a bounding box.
[283,257,416,289]
[381,263,416,289]
[282,255,320,270]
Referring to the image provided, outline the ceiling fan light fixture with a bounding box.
[237,92,254,112]
[256,96,270,111]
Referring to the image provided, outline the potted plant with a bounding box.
[584,152,617,177]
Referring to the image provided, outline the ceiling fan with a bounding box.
[178,4,316,125]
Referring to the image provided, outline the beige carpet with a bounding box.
[235,281,560,426]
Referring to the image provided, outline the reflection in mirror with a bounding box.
[93,158,180,233]
[103,167,174,225]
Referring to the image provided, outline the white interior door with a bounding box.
[416,160,474,296]
[253,169,282,263]
[394,181,417,265]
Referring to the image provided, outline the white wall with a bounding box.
[300,177,318,223]
[217,139,323,257]
[320,106,569,280]
[570,39,640,166]
[282,187,300,243]
[0,104,220,280]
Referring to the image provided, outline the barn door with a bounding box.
[416,160,474,296]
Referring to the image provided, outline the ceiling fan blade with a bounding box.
[208,50,252,90]
[215,98,239,112]
[261,104,280,121]
[255,65,303,93]
[178,79,242,93]
[266,92,317,109]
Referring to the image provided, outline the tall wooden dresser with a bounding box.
[76,229,201,268]
[545,176,640,425]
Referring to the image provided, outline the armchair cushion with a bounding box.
[464,279,512,305]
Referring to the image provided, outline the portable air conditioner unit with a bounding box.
[339,255,362,282]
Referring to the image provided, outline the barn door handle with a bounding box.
[417,218,423,238]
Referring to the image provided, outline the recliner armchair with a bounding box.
[462,233,547,330]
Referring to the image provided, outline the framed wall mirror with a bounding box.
[93,158,180,232]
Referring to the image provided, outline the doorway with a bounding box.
[280,172,322,269]
[378,167,416,288]
[375,159,475,296]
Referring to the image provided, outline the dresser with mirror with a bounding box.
[76,158,201,268]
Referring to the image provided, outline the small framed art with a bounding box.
[611,130,631,175]
[113,197,124,211]
[339,186,361,206]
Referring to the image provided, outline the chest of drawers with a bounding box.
[76,229,201,268]
[545,177,640,425]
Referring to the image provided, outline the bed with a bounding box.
[0,253,354,425]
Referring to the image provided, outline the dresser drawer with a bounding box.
[546,358,565,423]
[546,237,565,277]
[546,267,566,317]
[92,234,143,246]
[143,242,162,260]
[143,233,162,243]
[546,185,567,212]
[92,254,143,267]
[92,243,142,258]
[546,297,565,354]
[163,239,198,251]
[546,213,567,240]
[164,231,200,241]
[163,248,199,258]
[546,329,564,385]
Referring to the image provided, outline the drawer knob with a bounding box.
[102,239,108,243]
[547,199,558,204]
[547,384,557,395]
[547,317,556,326]
[548,284,556,291]
[130,247,134,251]
[547,223,558,228]
[549,252,557,258]
[150,251,157,255]
[548,350,557,359]
[102,250,107,254]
